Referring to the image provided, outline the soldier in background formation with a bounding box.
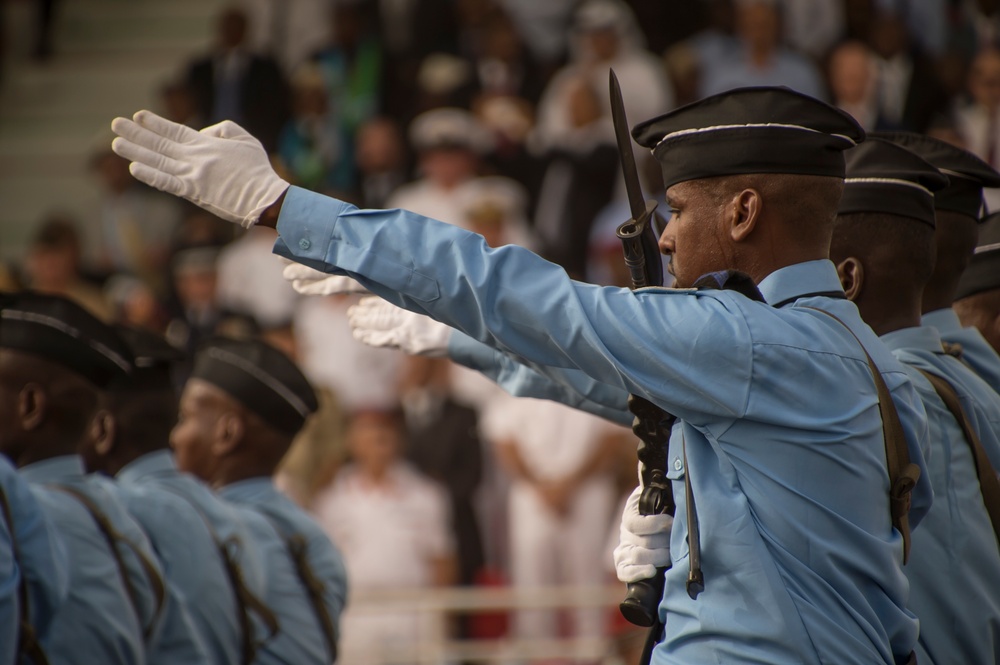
[0,291,347,665]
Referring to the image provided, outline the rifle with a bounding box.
[609,69,677,641]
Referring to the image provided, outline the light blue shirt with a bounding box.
[115,449,260,665]
[881,326,1000,665]
[20,455,148,665]
[272,187,933,665]
[0,456,68,665]
[220,478,347,665]
[923,307,1000,394]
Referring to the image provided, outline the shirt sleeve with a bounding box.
[0,516,16,665]
[448,330,634,426]
[273,187,754,426]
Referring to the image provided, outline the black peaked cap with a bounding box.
[839,137,949,227]
[632,86,865,190]
[0,291,132,388]
[875,131,1000,219]
[191,337,318,436]
[956,211,1000,300]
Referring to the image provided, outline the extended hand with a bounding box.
[348,296,451,357]
[282,262,369,296]
[110,111,289,228]
[613,484,673,583]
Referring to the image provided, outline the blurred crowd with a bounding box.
[8,0,1000,659]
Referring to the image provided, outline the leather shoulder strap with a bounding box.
[916,369,1000,546]
[260,513,338,662]
[0,487,50,665]
[50,484,165,638]
[157,486,279,665]
[803,307,921,564]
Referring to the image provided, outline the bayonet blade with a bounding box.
[610,69,647,223]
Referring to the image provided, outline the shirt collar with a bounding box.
[756,259,846,307]
[921,307,963,335]
[217,477,277,502]
[19,455,86,484]
[116,449,177,485]
[879,325,945,354]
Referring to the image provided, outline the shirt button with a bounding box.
[299,238,311,250]
[673,458,683,471]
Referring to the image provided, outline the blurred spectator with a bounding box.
[663,42,702,107]
[781,0,845,60]
[699,0,824,99]
[387,107,492,228]
[164,245,233,355]
[413,52,477,115]
[866,9,947,132]
[313,409,456,663]
[890,0,949,57]
[32,0,58,61]
[24,215,112,321]
[309,1,384,187]
[277,64,350,193]
[378,0,460,120]
[354,116,410,208]
[686,0,740,74]
[957,46,1000,210]
[533,75,618,279]
[459,175,537,250]
[216,226,300,329]
[497,0,579,69]
[401,356,485,590]
[828,40,879,130]
[90,146,182,286]
[103,274,166,331]
[465,4,546,104]
[294,293,406,411]
[484,396,622,656]
[236,0,330,72]
[159,79,203,128]
[185,5,291,152]
[536,0,674,144]
[947,0,1000,63]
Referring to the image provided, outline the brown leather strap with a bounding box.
[50,484,165,638]
[158,486,280,664]
[805,308,921,564]
[916,369,1000,546]
[261,514,338,663]
[0,487,50,665]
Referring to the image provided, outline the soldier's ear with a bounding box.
[213,411,245,456]
[835,257,864,301]
[730,188,761,243]
[89,410,117,457]
[17,383,47,431]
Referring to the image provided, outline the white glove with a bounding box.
[281,263,368,296]
[110,111,289,228]
[613,484,673,583]
[348,296,451,357]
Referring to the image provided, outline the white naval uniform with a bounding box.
[483,395,620,647]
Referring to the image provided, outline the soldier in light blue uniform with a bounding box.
[950,211,1000,389]
[170,337,347,665]
[829,138,1000,663]
[112,88,933,664]
[873,132,1000,395]
[82,326,273,665]
[0,455,68,665]
[0,292,194,665]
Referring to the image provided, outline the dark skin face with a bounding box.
[658,174,841,288]
[0,349,99,467]
[171,378,287,488]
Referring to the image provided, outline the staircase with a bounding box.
[0,0,227,261]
